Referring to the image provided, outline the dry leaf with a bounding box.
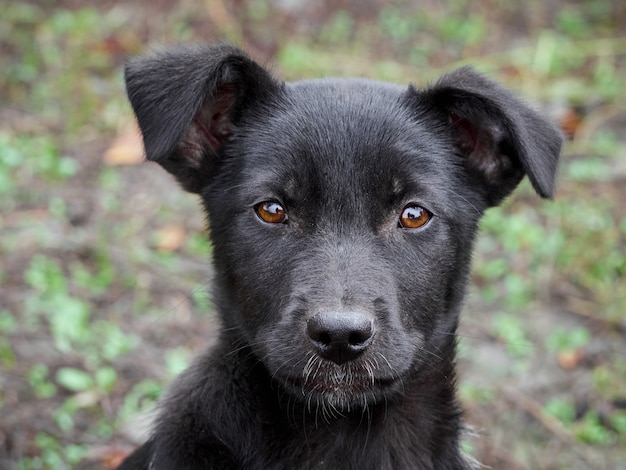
[104,127,144,165]
[154,225,187,252]
[102,448,132,469]
[557,348,585,370]
[559,107,583,140]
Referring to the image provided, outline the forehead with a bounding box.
[237,78,457,202]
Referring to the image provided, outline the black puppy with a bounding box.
[119,43,561,470]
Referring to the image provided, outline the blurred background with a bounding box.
[1,0,625,468]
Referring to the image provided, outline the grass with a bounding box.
[1,1,625,468]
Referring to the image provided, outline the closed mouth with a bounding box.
[282,373,396,394]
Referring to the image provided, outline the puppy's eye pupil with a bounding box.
[256,201,287,224]
[399,205,431,229]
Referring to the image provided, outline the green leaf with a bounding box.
[543,397,576,425]
[56,367,93,392]
[95,366,117,392]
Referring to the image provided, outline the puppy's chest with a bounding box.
[260,421,432,470]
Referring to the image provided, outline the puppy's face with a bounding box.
[204,80,485,409]
[125,45,561,411]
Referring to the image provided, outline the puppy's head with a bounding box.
[126,44,562,410]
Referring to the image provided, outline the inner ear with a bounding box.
[184,84,237,159]
[449,111,524,204]
[157,83,240,194]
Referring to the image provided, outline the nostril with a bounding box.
[348,329,371,346]
[306,318,328,345]
[317,332,332,347]
[306,311,375,365]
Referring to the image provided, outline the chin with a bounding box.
[279,359,399,414]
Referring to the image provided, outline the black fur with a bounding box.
[119,43,562,470]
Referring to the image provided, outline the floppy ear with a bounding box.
[417,66,562,206]
[124,43,281,193]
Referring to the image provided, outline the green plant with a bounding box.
[117,380,163,423]
[491,313,534,357]
[576,412,615,445]
[544,397,625,446]
[378,5,419,42]
[17,433,84,470]
[27,364,58,399]
[21,253,138,440]
[165,347,192,377]
[543,397,576,425]
[611,410,626,435]
[185,232,213,257]
[70,251,115,296]
[320,10,354,44]
[0,310,17,368]
[459,382,494,405]
[546,327,591,354]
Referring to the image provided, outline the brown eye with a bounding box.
[255,201,287,224]
[399,204,431,229]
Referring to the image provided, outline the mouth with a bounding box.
[278,362,398,408]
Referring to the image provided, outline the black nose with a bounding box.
[306,311,375,365]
